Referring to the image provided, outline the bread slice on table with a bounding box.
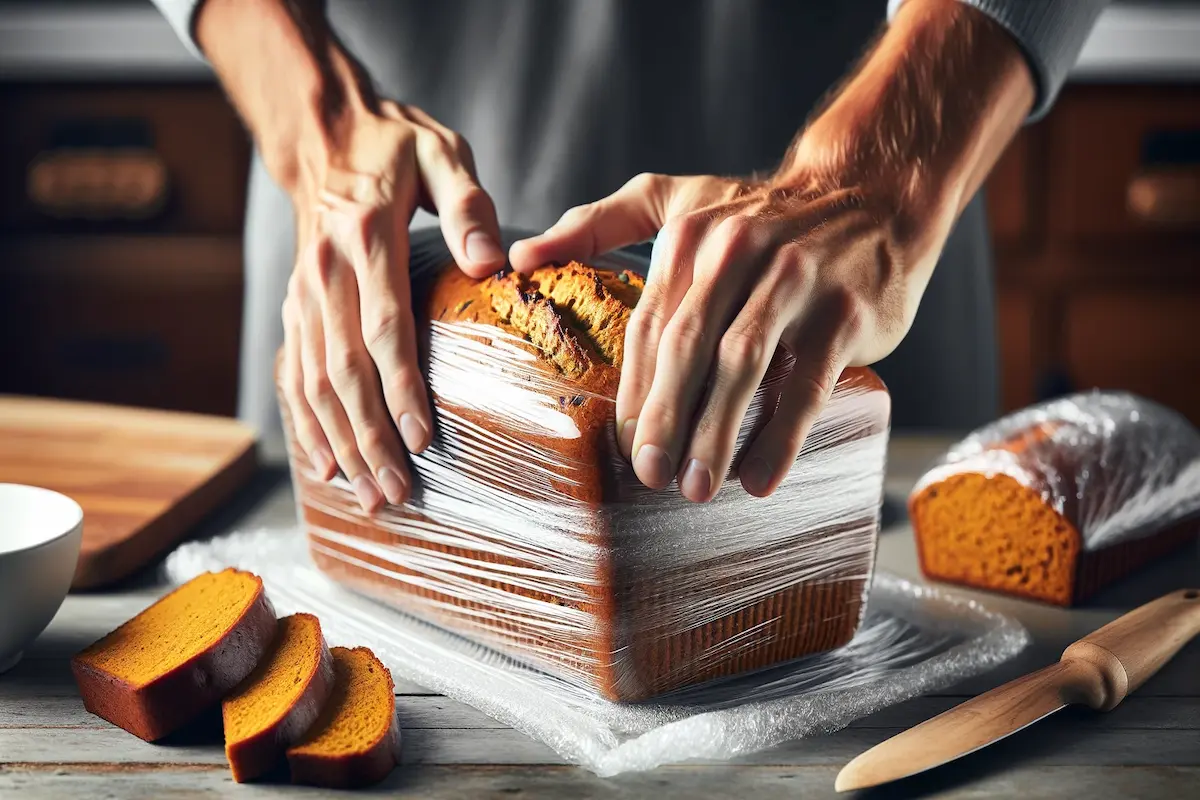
[222,613,336,782]
[71,569,278,741]
[286,646,401,788]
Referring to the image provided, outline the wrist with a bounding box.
[773,0,1033,254]
[196,0,379,197]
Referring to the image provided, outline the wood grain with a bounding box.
[0,395,257,588]
[4,437,1199,797]
[0,765,1196,800]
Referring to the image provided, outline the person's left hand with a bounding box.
[509,172,930,503]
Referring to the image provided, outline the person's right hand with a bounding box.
[278,99,505,513]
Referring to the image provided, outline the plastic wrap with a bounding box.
[280,229,893,702]
[164,528,1028,776]
[909,391,1200,605]
[912,391,1200,551]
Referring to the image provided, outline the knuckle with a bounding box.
[626,302,667,345]
[662,314,708,357]
[558,203,591,227]
[334,442,363,472]
[714,214,755,254]
[304,373,336,406]
[829,286,867,335]
[356,426,393,459]
[451,183,490,217]
[718,326,768,371]
[361,307,405,353]
[325,347,367,387]
[625,171,661,193]
[384,362,423,395]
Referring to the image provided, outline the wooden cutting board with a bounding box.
[0,395,257,590]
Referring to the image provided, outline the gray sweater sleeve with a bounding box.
[149,0,206,59]
[889,0,1110,121]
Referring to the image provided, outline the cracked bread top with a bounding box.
[426,262,645,400]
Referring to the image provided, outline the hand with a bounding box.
[509,172,923,503]
[279,99,506,513]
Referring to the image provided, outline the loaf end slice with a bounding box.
[70,569,278,741]
[909,473,1081,605]
[222,613,336,782]
[286,646,401,789]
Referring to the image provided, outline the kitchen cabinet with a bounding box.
[985,84,1200,424]
[0,83,250,416]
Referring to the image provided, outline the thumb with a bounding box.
[509,172,675,273]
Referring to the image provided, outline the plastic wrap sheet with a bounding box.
[911,391,1200,551]
[165,530,1027,776]
[278,228,894,702]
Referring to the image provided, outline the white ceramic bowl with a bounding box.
[0,484,83,674]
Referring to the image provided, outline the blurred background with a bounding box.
[0,0,1198,430]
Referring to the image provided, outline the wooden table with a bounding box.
[2,438,1198,798]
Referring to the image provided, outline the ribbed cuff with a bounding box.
[888,0,1110,121]
[149,0,208,60]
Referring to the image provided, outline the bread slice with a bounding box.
[71,569,278,741]
[222,613,336,782]
[286,646,401,788]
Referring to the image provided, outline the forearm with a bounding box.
[194,0,376,194]
[777,0,1034,268]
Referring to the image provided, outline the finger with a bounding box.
[613,211,706,475]
[738,286,864,498]
[306,233,404,512]
[298,283,379,512]
[508,172,672,273]
[629,215,767,493]
[739,349,843,498]
[281,292,336,481]
[414,127,505,278]
[679,243,810,502]
[676,307,783,503]
[336,175,434,461]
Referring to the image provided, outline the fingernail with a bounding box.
[352,475,384,513]
[633,444,673,490]
[399,413,429,453]
[311,448,335,480]
[377,467,409,505]
[741,456,773,496]
[617,418,637,459]
[680,458,712,502]
[465,231,504,265]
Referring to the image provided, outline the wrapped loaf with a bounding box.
[280,257,891,701]
[910,392,1200,606]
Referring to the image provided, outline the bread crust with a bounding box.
[224,613,337,782]
[286,647,401,789]
[71,570,279,742]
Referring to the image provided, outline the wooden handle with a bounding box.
[1061,589,1200,712]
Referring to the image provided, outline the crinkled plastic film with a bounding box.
[165,529,1027,775]
[280,228,893,702]
[912,391,1200,551]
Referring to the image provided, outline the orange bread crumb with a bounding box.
[909,473,1081,605]
[287,646,401,788]
[71,569,278,741]
[222,613,336,782]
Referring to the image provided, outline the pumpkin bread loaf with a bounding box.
[281,259,891,701]
[71,569,277,741]
[286,646,401,788]
[222,613,336,782]
[910,394,1200,606]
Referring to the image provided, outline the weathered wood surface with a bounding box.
[3,438,1198,798]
